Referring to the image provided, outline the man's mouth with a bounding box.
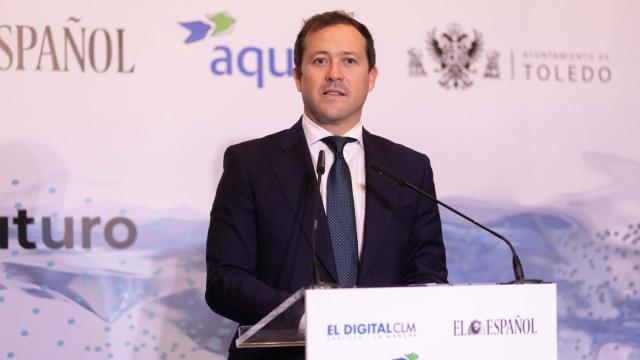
[323,89,346,96]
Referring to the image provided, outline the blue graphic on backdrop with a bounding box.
[180,21,212,44]
[1,152,639,359]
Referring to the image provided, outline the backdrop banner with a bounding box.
[1,1,638,359]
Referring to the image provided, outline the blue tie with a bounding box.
[321,136,358,287]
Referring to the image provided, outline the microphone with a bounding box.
[310,151,335,288]
[316,150,325,176]
[370,163,543,284]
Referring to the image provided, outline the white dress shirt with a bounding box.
[301,114,366,258]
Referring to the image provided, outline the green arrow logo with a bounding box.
[208,12,235,36]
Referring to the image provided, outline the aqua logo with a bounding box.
[179,12,293,89]
[393,353,419,360]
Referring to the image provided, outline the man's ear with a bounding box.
[293,67,302,92]
[368,66,378,92]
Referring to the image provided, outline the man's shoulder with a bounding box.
[365,130,430,163]
[227,122,302,156]
[230,128,288,150]
[365,131,436,187]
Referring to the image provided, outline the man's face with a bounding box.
[294,24,377,132]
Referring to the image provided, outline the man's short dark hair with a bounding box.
[294,10,376,77]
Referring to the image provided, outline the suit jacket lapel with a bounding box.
[360,129,399,281]
[271,120,338,283]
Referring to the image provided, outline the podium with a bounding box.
[236,283,557,359]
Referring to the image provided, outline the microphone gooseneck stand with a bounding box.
[310,150,337,289]
[371,163,544,284]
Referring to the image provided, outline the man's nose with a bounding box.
[326,62,343,81]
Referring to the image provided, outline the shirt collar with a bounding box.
[301,114,364,148]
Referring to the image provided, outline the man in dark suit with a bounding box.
[205,10,447,359]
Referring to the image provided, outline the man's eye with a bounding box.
[312,58,327,65]
[345,58,357,64]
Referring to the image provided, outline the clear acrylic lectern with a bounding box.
[235,288,307,348]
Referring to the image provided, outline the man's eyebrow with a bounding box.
[308,50,330,57]
[307,50,360,57]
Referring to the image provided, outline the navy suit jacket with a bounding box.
[205,120,447,357]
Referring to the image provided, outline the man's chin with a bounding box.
[315,115,345,125]
[305,107,360,129]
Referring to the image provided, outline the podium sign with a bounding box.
[306,284,556,360]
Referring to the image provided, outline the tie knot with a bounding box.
[321,136,356,158]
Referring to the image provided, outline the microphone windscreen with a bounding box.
[316,150,326,175]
